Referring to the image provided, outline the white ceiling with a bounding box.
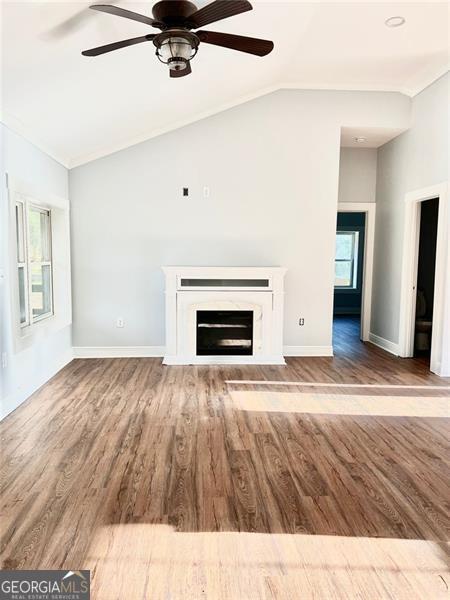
[2,1,449,167]
[340,126,408,148]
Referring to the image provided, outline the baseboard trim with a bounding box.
[283,345,334,357]
[73,346,165,358]
[436,369,450,377]
[73,346,334,359]
[1,350,74,421]
[368,333,399,356]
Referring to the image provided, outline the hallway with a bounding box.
[333,315,362,355]
[333,315,433,373]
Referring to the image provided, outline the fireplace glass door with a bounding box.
[196,310,253,355]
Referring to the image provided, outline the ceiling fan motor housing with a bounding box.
[152,0,198,28]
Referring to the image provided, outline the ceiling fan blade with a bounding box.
[89,5,163,28]
[197,30,273,56]
[187,0,252,29]
[170,62,192,78]
[82,34,155,56]
[44,11,92,40]
[43,1,120,40]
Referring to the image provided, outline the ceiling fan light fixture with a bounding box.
[155,32,199,71]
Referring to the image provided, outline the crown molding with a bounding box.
[1,112,70,169]
[69,81,412,168]
[3,67,448,170]
[68,83,282,168]
[408,65,450,98]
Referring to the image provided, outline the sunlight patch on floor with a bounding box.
[85,525,449,600]
[226,380,450,390]
[228,390,450,417]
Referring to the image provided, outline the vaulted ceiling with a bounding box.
[2,1,448,167]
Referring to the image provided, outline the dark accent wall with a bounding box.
[417,198,439,319]
[333,212,366,315]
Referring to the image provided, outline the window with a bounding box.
[15,199,53,327]
[335,231,359,288]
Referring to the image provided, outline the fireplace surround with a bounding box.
[162,267,286,365]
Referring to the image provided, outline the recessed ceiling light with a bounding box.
[385,16,405,28]
[354,137,367,143]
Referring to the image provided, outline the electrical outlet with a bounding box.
[298,318,305,326]
[116,318,124,328]
[203,186,210,198]
[1,352,7,369]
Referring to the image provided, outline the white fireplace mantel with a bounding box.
[162,266,287,365]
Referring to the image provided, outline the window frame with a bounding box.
[334,230,359,290]
[8,174,72,355]
[15,197,54,330]
[16,199,30,328]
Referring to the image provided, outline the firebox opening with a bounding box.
[196,310,253,356]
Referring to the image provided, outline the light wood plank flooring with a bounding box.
[1,321,449,599]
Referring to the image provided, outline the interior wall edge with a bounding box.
[0,348,74,421]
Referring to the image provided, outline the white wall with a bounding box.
[338,148,377,204]
[0,125,72,419]
[70,89,409,353]
[372,73,449,345]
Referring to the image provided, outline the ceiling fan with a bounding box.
[82,0,274,77]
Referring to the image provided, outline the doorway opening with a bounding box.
[398,182,448,376]
[414,198,439,359]
[333,212,366,349]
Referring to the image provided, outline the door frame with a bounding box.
[337,202,376,342]
[398,181,449,376]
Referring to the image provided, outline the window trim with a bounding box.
[334,230,359,290]
[16,200,30,328]
[8,174,72,355]
[15,198,54,330]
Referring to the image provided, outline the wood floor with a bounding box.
[1,317,449,599]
